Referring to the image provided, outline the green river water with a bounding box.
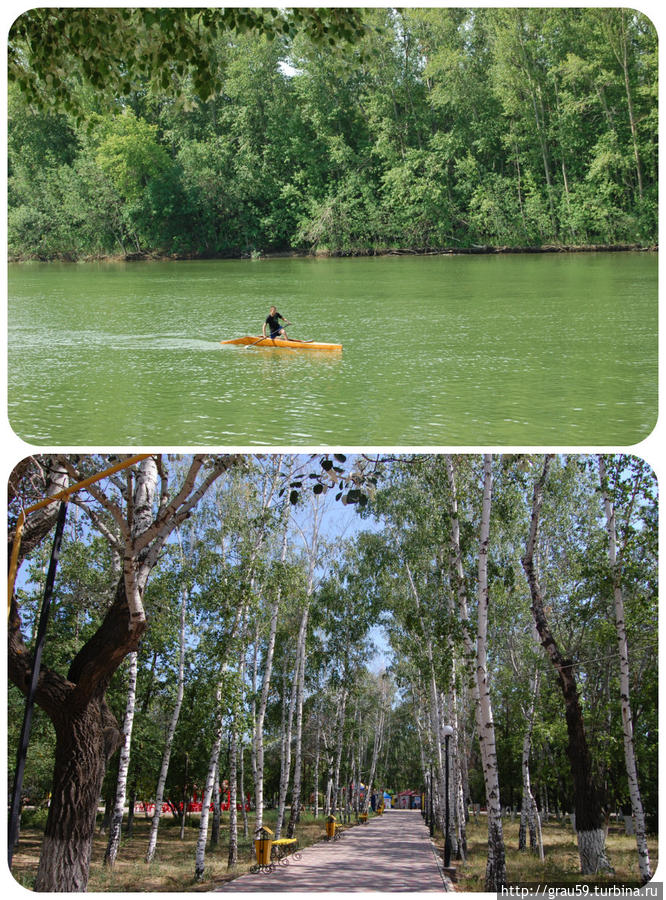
[7,253,657,447]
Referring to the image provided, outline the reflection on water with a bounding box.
[8,254,657,445]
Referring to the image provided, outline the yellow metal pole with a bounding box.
[8,454,152,613]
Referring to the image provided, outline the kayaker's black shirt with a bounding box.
[265,312,284,333]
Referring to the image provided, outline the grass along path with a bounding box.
[10,811,658,892]
[10,808,340,892]
[439,818,658,891]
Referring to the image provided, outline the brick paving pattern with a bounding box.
[216,809,449,892]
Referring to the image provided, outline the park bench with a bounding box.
[271,836,301,865]
[325,822,344,841]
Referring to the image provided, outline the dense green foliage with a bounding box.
[8,8,657,260]
[10,455,657,835]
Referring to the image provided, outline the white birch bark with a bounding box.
[253,504,290,832]
[145,585,188,863]
[404,559,447,831]
[599,457,651,883]
[363,698,386,814]
[313,716,321,818]
[194,686,225,881]
[227,725,238,868]
[287,613,309,836]
[447,455,499,874]
[331,688,347,815]
[275,660,297,838]
[520,669,544,859]
[287,494,323,836]
[104,650,138,867]
[475,455,506,890]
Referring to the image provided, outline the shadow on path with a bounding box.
[216,809,449,892]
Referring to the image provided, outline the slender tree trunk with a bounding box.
[210,762,221,848]
[331,689,347,815]
[446,455,489,870]
[405,559,447,832]
[105,650,138,866]
[194,687,225,881]
[287,494,322,836]
[239,741,249,838]
[253,506,289,833]
[180,753,189,840]
[126,783,138,837]
[523,455,612,876]
[602,10,644,199]
[363,700,386,814]
[520,668,544,859]
[313,717,321,818]
[146,586,188,863]
[227,726,239,868]
[276,661,297,838]
[599,457,651,882]
[287,611,309,837]
[475,455,506,890]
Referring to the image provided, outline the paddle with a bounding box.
[244,325,312,348]
[245,335,270,348]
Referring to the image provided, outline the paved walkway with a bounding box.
[216,809,450,892]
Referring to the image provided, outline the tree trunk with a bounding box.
[146,586,188,863]
[602,10,644,199]
[125,783,138,837]
[227,726,238,868]
[194,688,225,881]
[405,559,447,834]
[287,611,309,837]
[523,455,612,875]
[475,455,507,891]
[331,689,347,815]
[599,456,651,883]
[446,455,493,874]
[275,661,297,838]
[105,650,138,866]
[287,495,321,838]
[35,695,122,891]
[239,741,249,838]
[211,762,221,848]
[313,717,321,818]
[253,505,289,832]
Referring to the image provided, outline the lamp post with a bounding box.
[442,725,454,868]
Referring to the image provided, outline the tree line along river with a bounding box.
[7,252,657,447]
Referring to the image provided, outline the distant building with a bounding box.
[396,790,421,810]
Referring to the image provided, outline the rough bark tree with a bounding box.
[522,455,613,875]
[8,454,239,891]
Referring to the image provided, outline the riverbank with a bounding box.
[8,242,657,264]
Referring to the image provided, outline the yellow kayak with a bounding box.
[221,335,342,351]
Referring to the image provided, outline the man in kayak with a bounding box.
[262,306,292,341]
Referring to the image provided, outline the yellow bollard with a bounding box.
[254,826,274,865]
[326,814,336,840]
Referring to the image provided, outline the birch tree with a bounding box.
[287,493,325,837]
[104,650,138,867]
[522,455,613,875]
[474,455,506,890]
[145,584,188,863]
[194,685,226,881]
[598,456,651,883]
